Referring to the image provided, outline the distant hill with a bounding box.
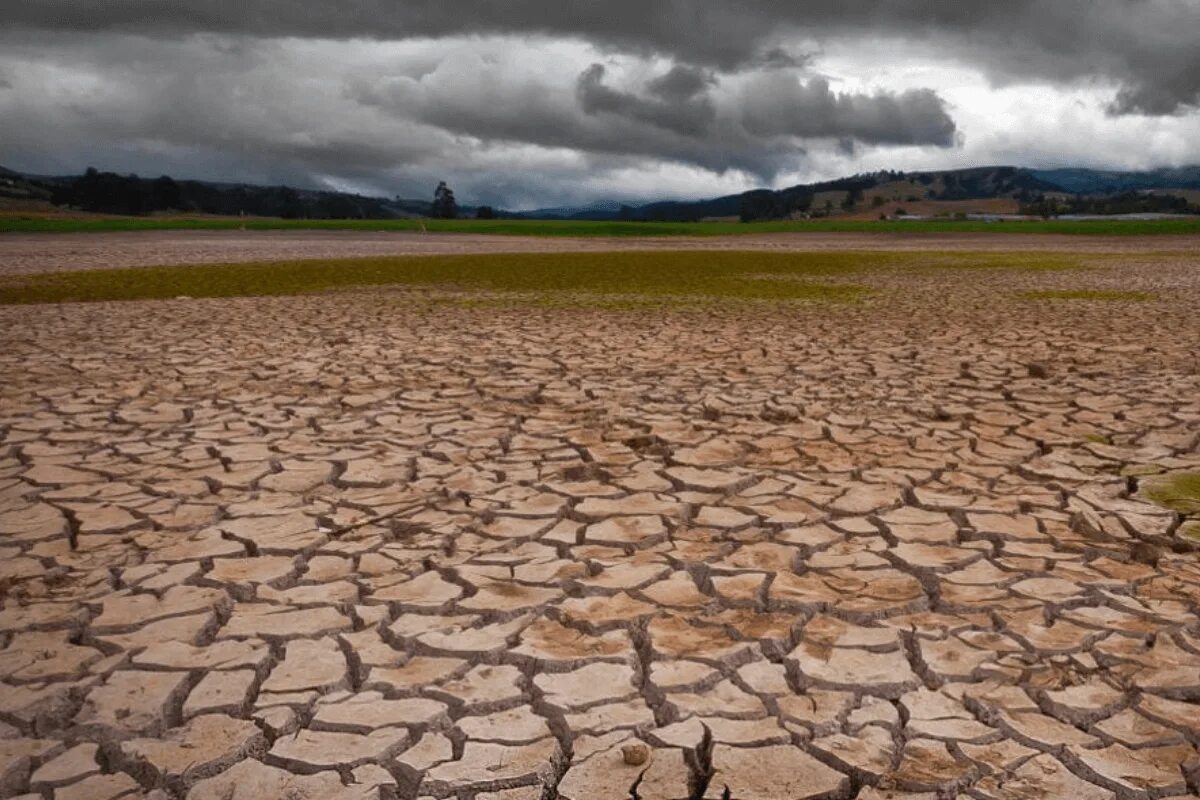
[525,166,1066,222]
[1030,166,1200,194]
[0,166,55,205]
[516,200,629,220]
[0,166,491,220]
[4,163,1198,221]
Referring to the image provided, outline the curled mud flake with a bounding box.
[622,743,650,766]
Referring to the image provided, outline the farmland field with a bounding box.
[1,230,1199,799]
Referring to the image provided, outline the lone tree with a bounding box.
[475,205,496,219]
[431,181,457,219]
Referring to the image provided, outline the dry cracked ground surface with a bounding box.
[4,230,1200,276]
[1,245,1200,800]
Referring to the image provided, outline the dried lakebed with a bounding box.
[0,247,1199,799]
[4,228,1200,277]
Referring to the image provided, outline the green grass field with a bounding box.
[4,215,1200,236]
[0,250,1085,306]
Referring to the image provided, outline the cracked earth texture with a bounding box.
[1,243,1200,800]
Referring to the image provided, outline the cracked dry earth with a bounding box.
[2,256,1200,800]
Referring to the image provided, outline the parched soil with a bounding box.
[4,228,1200,275]
[1,241,1199,799]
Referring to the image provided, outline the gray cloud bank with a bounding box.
[1,2,1198,207]
[0,29,959,205]
[10,1,1200,114]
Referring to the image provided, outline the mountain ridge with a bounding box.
[4,163,1199,220]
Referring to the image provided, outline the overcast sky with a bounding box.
[2,2,1199,209]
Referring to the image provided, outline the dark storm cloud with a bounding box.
[741,75,957,147]
[4,3,1198,209]
[9,1,1200,114]
[576,64,717,136]
[0,35,457,187]
[645,65,715,102]
[0,22,959,194]
[349,56,955,177]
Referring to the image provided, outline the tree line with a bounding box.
[45,169,502,219]
[48,168,398,218]
[1020,191,1199,218]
